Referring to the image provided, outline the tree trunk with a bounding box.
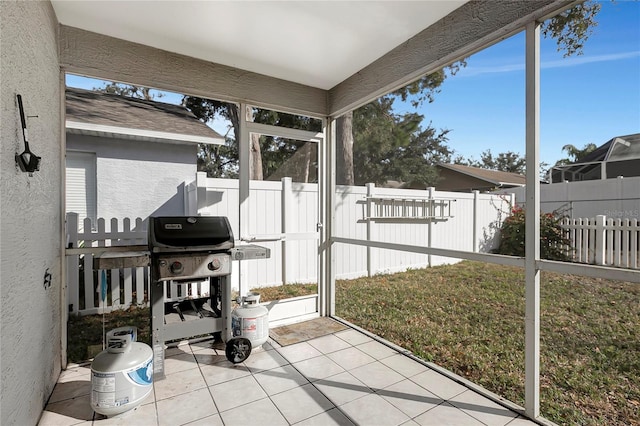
[245,106,264,180]
[336,112,355,185]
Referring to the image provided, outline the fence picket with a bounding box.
[123,268,133,306]
[632,219,638,269]
[560,215,640,270]
[135,267,145,305]
[607,218,614,265]
[84,253,95,310]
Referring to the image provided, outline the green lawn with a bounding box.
[68,261,639,425]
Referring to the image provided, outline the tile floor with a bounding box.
[39,326,538,426]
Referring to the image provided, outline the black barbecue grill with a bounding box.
[147,216,269,379]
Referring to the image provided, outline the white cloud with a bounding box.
[459,50,640,77]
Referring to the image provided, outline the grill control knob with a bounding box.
[170,261,184,274]
[208,258,222,271]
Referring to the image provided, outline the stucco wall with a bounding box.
[1,2,62,425]
[67,134,196,223]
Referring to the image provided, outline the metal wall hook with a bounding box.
[15,94,41,175]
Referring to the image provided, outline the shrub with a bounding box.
[497,205,572,261]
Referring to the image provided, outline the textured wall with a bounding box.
[0,2,62,425]
[67,134,196,222]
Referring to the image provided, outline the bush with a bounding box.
[497,205,572,261]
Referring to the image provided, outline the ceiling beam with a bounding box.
[328,0,574,117]
[59,25,328,117]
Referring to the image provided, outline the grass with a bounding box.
[67,261,639,425]
[332,261,639,426]
[67,305,150,363]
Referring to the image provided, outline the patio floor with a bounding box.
[39,324,537,426]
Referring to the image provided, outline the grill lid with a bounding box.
[148,216,234,252]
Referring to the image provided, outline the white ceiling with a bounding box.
[51,1,467,90]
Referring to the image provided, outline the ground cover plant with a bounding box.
[333,261,639,426]
[68,261,638,425]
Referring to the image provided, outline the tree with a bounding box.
[457,150,527,174]
[94,82,160,101]
[541,1,602,58]
[350,98,452,186]
[555,143,598,166]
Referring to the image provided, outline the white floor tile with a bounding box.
[294,408,356,426]
[270,383,335,424]
[506,416,538,425]
[182,413,224,426]
[313,371,373,406]
[58,365,92,382]
[93,402,157,426]
[220,398,288,426]
[276,341,323,364]
[243,348,288,373]
[47,379,91,404]
[209,375,267,412]
[334,329,373,346]
[379,379,442,418]
[327,346,376,371]
[340,393,410,426]
[200,360,251,387]
[156,388,217,426]
[413,402,484,426]
[349,361,405,390]
[380,354,429,378]
[356,340,398,360]
[163,352,199,375]
[307,334,352,354]
[410,369,468,400]
[449,390,519,426]
[164,343,192,358]
[38,395,94,426]
[292,355,345,381]
[154,367,207,401]
[193,352,227,366]
[253,364,309,395]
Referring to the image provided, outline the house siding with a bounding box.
[0,2,62,425]
[66,134,196,222]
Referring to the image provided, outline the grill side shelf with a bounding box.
[93,251,151,270]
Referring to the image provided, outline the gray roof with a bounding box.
[437,163,526,186]
[65,87,223,142]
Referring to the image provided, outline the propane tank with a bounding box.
[231,293,269,349]
[90,327,153,417]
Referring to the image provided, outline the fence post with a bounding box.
[196,171,208,215]
[427,187,434,267]
[366,183,375,277]
[595,215,606,266]
[472,190,479,253]
[281,177,293,284]
[66,213,80,314]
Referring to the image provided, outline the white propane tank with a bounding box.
[231,293,269,348]
[90,327,153,417]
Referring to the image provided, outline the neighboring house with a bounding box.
[549,133,640,183]
[435,163,526,192]
[65,88,224,226]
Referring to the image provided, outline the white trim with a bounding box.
[245,121,322,143]
[524,21,541,419]
[332,237,525,268]
[66,120,224,145]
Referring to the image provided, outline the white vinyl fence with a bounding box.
[562,215,640,269]
[66,213,210,315]
[66,213,148,315]
[67,175,514,315]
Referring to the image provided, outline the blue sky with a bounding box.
[395,0,640,167]
[66,1,639,167]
